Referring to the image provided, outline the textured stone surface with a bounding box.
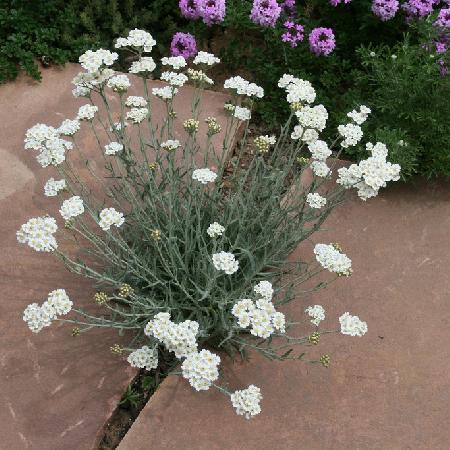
[119,179,450,450]
[0,63,233,450]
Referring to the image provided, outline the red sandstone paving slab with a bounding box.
[119,179,450,450]
[0,64,233,450]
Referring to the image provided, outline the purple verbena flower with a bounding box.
[308,27,336,56]
[250,0,282,27]
[198,0,226,26]
[434,8,450,28]
[372,0,399,20]
[281,21,305,48]
[170,32,198,59]
[402,0,436,19]
[280,0,296,16]
[438,59,448,76]
[179,0,202,19]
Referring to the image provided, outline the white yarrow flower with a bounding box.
[104,142,124,155]
[99,208,125,231]
[44,178,66,197]
[314,243,352,276]
[60,196,84,220]
[77,104,98,121]
[192,168,217,184]
[107,74,131,92]
[253,281,273,301]
[338,123,363,148]
[144,312,199,358]
[129,57,156,74]
[126,107,148,124]
[160,140,181,152]
[339,312,368,337]
[58,119,80,136]
[193,51,220,66]
[207,222,225,238]
[125,96,147,108]
[230,385,262,419]
[306,193,327,209]
[161,56,187,70]
[115,29,156,52]
[127,346,158,370]
[305,305,325,326]
[17,216,58,252]
[181,350,220,391]
[212,251,239,275]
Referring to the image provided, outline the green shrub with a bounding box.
[348,31,450,179]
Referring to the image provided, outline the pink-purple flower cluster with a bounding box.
[308,27,336,56]
[179,0,226,26]
[402,0,436,19]
[281,21,305,48]
[371,0,399,20]
[280,0,296,16]
[170,32,198,58]
[250,0,282,27]
[179,0,202,19]
[435,7,450,27]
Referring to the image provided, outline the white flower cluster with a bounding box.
[77,104,98,121]
[230,385,262,419]
[127,346,158,370]
[125,96,147,108]
[232,281,285,337]
[337,142,401,200]
[306,192,327,209]
[310,161,331,178]
[232,298,285,338]
[129,57,156,75]
[278,75,316,104]
[233,106,251,121]
[161,56,186,70]
[291,126,319,144]
[305,304,325,326]
[79,49,118,73]
[181,349,221,391]
[308,140,332,162]
[338,123,363,148]
[160,71,188,87]
[308,139,332,178]
[160,139,181,152]
[144,312,199,358]
[107,74,131,92]
[192,168,217,184]
[44,178,66,197]
[193,51,220,66]
[23,289,72,333]
[347,105,371,125]
[24,123,72,167]
[224,76,264,98]
[339,312,368,337]
[296,104,328,132]
[99,207,125,231]
[115,29,156,53]
[71,69,115,97]
[152,86,178,100]
[207,222,225,238]
[60,196,84,221]
[126,107,149,124]
[104,142,123,155]
[254,280,274,301]
[58,119,80,136]
[314,243,352,276]
[212,251,239,275]
[17,216,58,252]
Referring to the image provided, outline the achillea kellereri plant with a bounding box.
[18,29,401,419]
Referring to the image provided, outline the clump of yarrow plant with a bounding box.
[18,29,400,419]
